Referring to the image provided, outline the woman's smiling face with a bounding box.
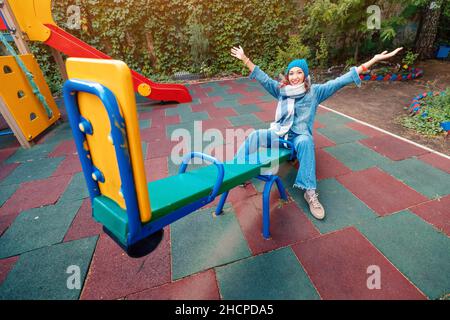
[288,67,305,86]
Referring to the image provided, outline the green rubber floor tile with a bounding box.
[0,236,97,300]
[167,157,179,176]
[166,122,195,139]
[0,199,83,258]
[317,125,368,144]
[315,112,353,127]
[290,179,377,234]
[5,142,59,164]
[0,135,18,149]
[141,142,148,158]
[171,205,251,280]
[378,158,450,199]
[278,163,298,187]
[325,142,393,171]
[44,124,75,145]
[214,98,242,108]
[205,87,228,95]
[139,119,151,129]
[0,184,19,206]
[58,172,90,203]
[166,105,209,123]
[200,82,224,89]
[251,83,266,90]
[357,211,450,299]
[232,104,261,115]
[227,114,264,127]
[215,247,320,300]
[0,157,64,186]
[251,178,265,193]
[165,105,188,116]
[180,111,209,123]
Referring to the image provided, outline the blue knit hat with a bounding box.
[285,59,309,78]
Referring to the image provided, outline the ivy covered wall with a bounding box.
[33,0,300,93]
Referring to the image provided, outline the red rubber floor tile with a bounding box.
[199,106,237,119]
[126,269,220,300]
[52,155,82,176]
[360,134,429,161]
[346,122,385,138]
[0,147,18,163]
[140,112,180,128]
[337,167,429,216]
[0,175,72,216]
[204,183,258,210]
[256,101,276,112]
[409,195,450,236]
[190,103,213,112]
[140,126,167,143]
[49,140,77,158]
[80,230,171,300]
[417,153,450,174]
[144,157,168,181]
[292,227,427,299]
[146,140,179,159]
[0,256,19,285]
[315,148,351,181]
[313,121,326,129]
[234,192,320,255]
[238,96,266,105]
[208,143,236,163]
[316,107,331,114]
[0,163,19,183]
[63,198,103,242]
[157,115,180,128]
[202,118,233,131]
[198,96,223,104]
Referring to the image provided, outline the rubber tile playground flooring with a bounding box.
[0,77,449,300]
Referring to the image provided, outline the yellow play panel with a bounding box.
[0,54,60,142]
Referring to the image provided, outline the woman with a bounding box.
[230,45,403,220]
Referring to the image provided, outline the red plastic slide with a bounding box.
[44,24,192,103]
[0,17,6,30]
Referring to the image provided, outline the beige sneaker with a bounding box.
[304,191,325,220]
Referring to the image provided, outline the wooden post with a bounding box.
[0,0,31,54]
[51,48,68,81]
[0,96,31,148]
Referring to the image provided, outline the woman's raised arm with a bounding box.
[356,47,403,74]
[231,46,256,73]
[231,46,280,99]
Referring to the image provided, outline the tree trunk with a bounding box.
[354,32,361,64]
[415,0,444,59]
[145,32,158,68]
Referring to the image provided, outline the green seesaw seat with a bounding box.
[63,58,293,255]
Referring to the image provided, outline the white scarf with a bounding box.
[270,79,308,136]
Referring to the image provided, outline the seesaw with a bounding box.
[63,58,295,256]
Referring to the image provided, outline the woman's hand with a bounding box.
[231,46,247,61]
[231,45,255,72]
[373,47,403,62]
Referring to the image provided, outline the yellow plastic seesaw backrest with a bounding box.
[66,58,151,223]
